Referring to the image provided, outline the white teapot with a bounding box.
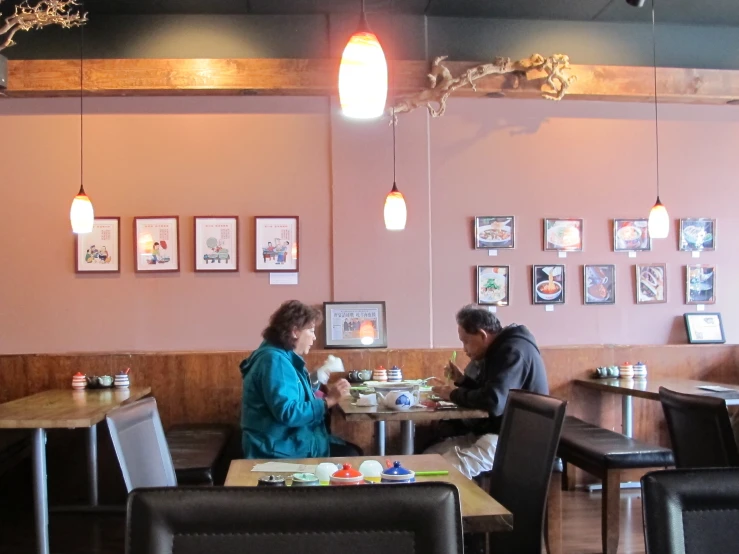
[375,387,421,411]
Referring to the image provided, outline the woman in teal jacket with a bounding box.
[240,300,358,459]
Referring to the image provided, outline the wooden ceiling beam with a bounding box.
[3,58,739,105]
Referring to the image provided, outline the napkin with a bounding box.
[251,462,318,473]
[315,355,345,384]
[356,393,378,407]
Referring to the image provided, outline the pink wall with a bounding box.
[0,96,736,353]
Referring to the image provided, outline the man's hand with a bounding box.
[432,385,454,401]
[326,379,351,408]
[444,361,465,383]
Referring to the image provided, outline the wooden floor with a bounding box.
[0,488,645,554]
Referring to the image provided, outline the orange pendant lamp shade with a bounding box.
[648,197,669,239]
[338,14,388,119]
[359,320,376,346]
[70,184,94,234]
[384,183,407,231]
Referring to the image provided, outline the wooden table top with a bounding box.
[575,377,739,405]
[0,387,151,429]
[225,453,512,533]
[338,398,488,422]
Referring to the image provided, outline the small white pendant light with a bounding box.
[384,110,406,230]
[71,18,94,234]
[338,0,388,119]
[647,0,668,239]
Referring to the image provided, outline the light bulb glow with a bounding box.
[70,186,94,234]
[384,184,407,231]
[648,198,669,239]
[338,29,388,119]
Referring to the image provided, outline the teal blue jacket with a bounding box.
[240,341,334,459]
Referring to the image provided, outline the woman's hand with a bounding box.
[325,379,351,408]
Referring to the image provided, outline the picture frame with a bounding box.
[686,264,716,305]
[477,266,509,306]
[474,216,515,249]
[75,217,121,273]
[613,219,651,252]
[584,264,616,305]
[636,263,667,304]
[322,301,387,349]
[194,216,239,272]
[684,313,725,344]
[532,265,565,304]
[255,216,299,272]
[544,218,583,251]
[679,218,716,251]
[133,216,180,272]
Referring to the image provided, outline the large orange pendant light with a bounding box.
[646,0,668,239]
[338,0,388,119]
[384,110,407,230]
[71,17,94,234]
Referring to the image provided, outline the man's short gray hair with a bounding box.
[456,305,502,335]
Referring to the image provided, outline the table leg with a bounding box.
[622,395,633,438]
[32,428,49,554]
[400,421,414,455]
[375,421,385,456]
[86,425,99,506]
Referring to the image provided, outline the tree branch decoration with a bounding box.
[390,53,577,119]
[0,0,87,52]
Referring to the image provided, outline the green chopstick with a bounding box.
[415,471,449,476]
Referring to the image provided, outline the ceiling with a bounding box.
[6,0,737,25]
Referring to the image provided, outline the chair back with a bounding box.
[658,387,739,468]
[642,468,739,554]
[106,397,177,492]
[488,389,567,554]
[126,484,463,554]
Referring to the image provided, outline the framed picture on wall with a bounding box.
[322,301,387,349]
[686,264,716,304]
[474,216,515,249]
[544,218,583,251]
[584,265,615,305]
[255,216,299,272]
[635,263,666,304]
[613,219,651,252]
[684,313,725,344]
[477,266,509,306]
[194,216,239,272]
[532,265,565,304]
[133,216,180,272]
[75,217,120,273]
[679,218,716,251]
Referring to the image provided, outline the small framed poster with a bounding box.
[475,216,515,249]
[194,216,239,272]
[75,217,120,273]
[544,218,583,252]
[684,313,725,344]
[679,218,716,251]
[255,216,299,272]
[636,264,666,304]
[477,266,509,306]
[323,301,387,349]
[532,265,565,304]
[686,264,716,305]
[614,219,651,252]
[584,264,616,305]
[134,216,180,272]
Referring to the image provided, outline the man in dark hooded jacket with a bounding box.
[426,305,549,478]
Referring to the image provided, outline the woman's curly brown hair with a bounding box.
[263,300,323,351]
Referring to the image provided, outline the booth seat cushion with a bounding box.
[166,424,233,486]
[559,416,674,469]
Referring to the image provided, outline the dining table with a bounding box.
[225,453,512,534]
[0,387,151,554]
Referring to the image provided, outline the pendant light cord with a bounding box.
[79,12,84,192]
[392,108,397,183]
[651,0,660,199]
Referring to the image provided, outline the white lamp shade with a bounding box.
[70,186,94,234]
[338,28,388,119]
[384,183,407,231]
[648,198,669,239]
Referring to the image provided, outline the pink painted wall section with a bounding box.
[430,98,739,346]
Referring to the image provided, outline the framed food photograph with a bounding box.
[684,313,725,344]
[75,217,120,273]
[133,216,180,272]
[475,216,515,249]
[544,218,583,252]
[194,216,239,272]
[532,265,565,304]
[255,216,299,272]
[477,266,509,306]
[323,301,387,349]
[584,265,616,305]
[680,218,716,251]
[686,264,716,304]
[614,219,651,252]
[636,263,666,304]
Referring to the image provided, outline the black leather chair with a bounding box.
[486,390,567,554]
[641,468,739,554]
[658,387,739,468]
[126,484,464,554]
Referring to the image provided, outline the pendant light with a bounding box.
[338,0,388,119]
[359,320,375,345]
[70,15,94,234]
[647,0,669,239]
[384,109,407,230]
